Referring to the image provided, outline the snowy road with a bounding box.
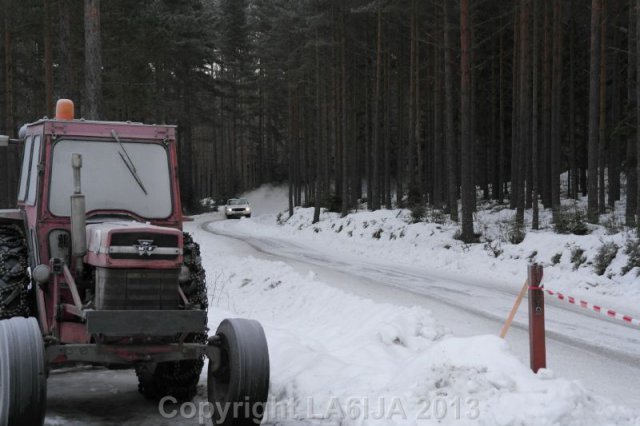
[203,218,640,409]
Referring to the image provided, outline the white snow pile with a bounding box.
[237,184,290,216]
[190,218,640,426]
[215,186,640,315]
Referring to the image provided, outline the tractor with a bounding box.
[0,99,270,426]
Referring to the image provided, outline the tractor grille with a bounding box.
[95,267,180,310]
[109,232,180,260]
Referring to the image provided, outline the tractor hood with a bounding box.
[85,221,183,269]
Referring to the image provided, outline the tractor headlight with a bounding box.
[32,264,51,285]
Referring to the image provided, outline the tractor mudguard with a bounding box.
[0,209,24,226]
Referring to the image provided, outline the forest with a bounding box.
[0,0,639,242]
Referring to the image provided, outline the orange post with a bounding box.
[528,263,546,372]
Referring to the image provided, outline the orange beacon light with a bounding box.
[55,99,75,120]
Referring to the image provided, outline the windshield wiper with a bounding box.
[111,129,148,195]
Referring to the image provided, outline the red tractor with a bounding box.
[0,100,270,426]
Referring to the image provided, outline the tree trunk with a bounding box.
[627,0,637,226]
[587,0,602,223]
[498,18,505,202]
[44,0,54,116]
[636,0,640,228]
[407,0,417,205]
[4,0,17,206]
[490,34,498,201]
[371,2,382,211]
[569,0,578,199]
[433,9,443,208]
[532,0,540,230]
[384,50,392,208]
[396,67,404,206]
[444,0,458,221]
[0,0,11,208]
[4,1,13,139]
[365,47,372,208]
[340,12,348,217]
[415,12,424,205]
[58,0,74,99]
[516,0,531,226]
[460,0,475,241]
[84,0,102,119]
[550,0,562,214]
[313,31,322,224]
[541,1,552,207]
[510,4,520,209]
[608,2,621,207]
[598,0,607,214]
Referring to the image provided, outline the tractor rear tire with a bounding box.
[0,225,31,320]
[208,318,270,426]
[0,317,47,426]
[136,233,208,402]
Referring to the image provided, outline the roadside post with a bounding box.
[528,263,546,373]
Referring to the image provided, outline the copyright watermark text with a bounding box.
[159,395,481,424]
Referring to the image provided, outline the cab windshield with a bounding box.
[49,139,173,219]
[228,199,249,206]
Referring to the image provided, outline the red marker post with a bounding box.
[528,263,546,373]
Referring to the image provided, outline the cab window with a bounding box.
[17,137,34,202]
[26,136,42,205]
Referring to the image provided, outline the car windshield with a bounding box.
[228,199,249,205]
[49,139,173,218]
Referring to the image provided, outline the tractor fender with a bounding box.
[0,209,24,226]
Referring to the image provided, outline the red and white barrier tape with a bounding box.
[542,288,640,328]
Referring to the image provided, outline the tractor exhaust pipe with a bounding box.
[70,153,87,273]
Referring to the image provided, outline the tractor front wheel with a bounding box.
[0,317,47,426]
[208,318,270,426]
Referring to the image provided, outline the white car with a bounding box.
[224,198,251,219]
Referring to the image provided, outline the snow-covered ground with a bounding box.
[44,185,640,424]
[197,211,639,425]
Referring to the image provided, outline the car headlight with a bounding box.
[245,207,251,211]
